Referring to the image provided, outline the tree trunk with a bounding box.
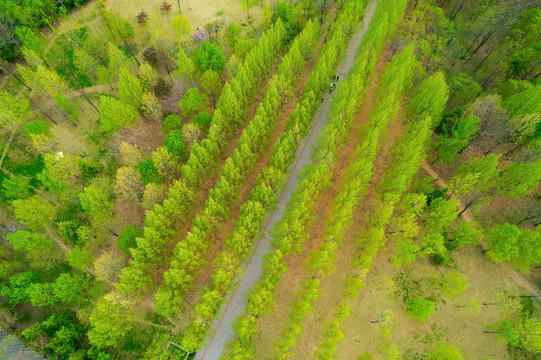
[177,0,182,15]
[26,95,58,124]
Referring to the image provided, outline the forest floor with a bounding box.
[193,2,378,359]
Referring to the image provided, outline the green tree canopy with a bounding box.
[164,129,187,158]
[427,341,463,360]
[405,296,435,323]
[99,95,139,132]
[196,41,226,72]
[179,87,208,117]
[13,195,57,231]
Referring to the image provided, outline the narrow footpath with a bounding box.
[194,3,378,359]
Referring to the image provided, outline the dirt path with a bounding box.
[421,161,541,298]
[193,3,378,359]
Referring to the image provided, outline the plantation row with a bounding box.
[115,20,289,296]
[154,19,322,317]
[311,75,448,360]
[176,0,366,353]
[220,3,378,359]
[271,35,417,360]
[87,20,290,347]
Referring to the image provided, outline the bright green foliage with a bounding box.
[27,282,57,307]
[502,84,541,117]
[88,296,135,348]
[164,129,187,158]
[440,272,469,300]
[0,90,31,129]
[200,70,224,106]
[152,146,182,180]
[25,119,49,136]
[498,161,541,198]
[427,342,463,360]
[138,63,158,92]
[52,273,88,304]
[13,195,56,231]
[118,225,142,254]
[99,95,138,132]
[486,223,522,261]
[138,158,161,184]
[108,43,129,80]
[192,110,212,132]
[171,15,191,39]
[2,175,31,200]
[436,115,480,163]
[119,67,143,107]
[449,154,499,194]
[405,296,435,323]
[162,114,183,133]
[66,246,93,271]
[1,271,40,304]
[54,92,79,122]
[7,230,51,254]
[196,41,226,72]
[79,185,113,219]
[179,88,208,117]
[409,71,449,126]
[176,48,196,80]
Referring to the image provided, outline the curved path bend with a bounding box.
[194,3,378,359]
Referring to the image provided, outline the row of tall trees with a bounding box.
[154,18,321,317]
[178,0,366,353]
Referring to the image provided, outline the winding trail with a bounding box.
[421,161,541,298]
[194,3,378,359]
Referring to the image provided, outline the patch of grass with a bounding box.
[216,10,224,16]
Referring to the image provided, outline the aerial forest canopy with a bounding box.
[0,0,540,359]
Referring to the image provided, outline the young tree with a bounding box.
[79,185,113,219]
[138,63,158,92]
[409,72,449,126]
[66,246,93,271]
[0,91,32,130]
[142,183,166,209]
[440,272,469,300]
[88,295,135,348]
[114,166,145,202]
[117,225,142,254]
[138,158,161,184]
[52,273,88,304]
[162,113,183,133]
[200,70,224,107]
[164,129,187,158]
[498,161,541,198]
[370,309,394,337]
[196,41,226,72]
[94,250,126,283]
[171,15,191,40]
[179,87,208,117]
[140,92,162,121]
[405,296,435,323]
[1,271,41,304]
[484,223,522,262]
[182,123,204,146]
[119,68,143,107]
[152,146,182,180]
[2,175,31,200]
[99,96,139,132]
[13,195,57,231]
[176,48,195,80]
[119,141,145,167]
[192,110,213,132]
